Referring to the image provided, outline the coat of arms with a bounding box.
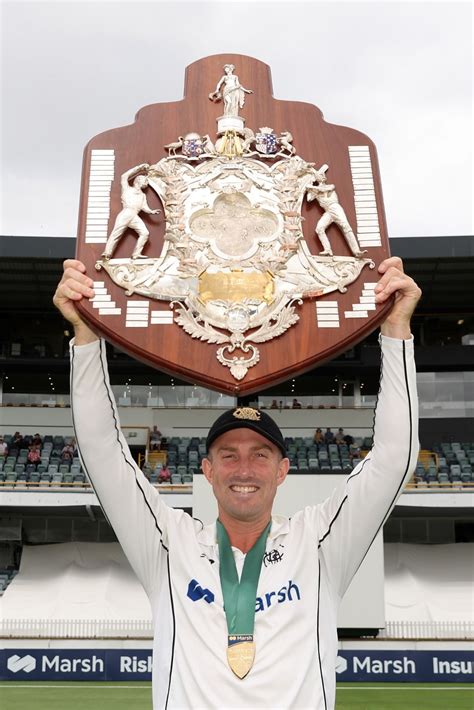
[76,55,390,394]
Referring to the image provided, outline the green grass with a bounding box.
[0,682,472,710]
[336,683,474,709]
[0,682,151,710]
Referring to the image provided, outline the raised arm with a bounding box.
[316,257,421,597]
[53,261,172,594]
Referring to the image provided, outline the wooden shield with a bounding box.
[76,54,391,395]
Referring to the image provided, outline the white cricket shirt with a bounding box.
[70,335,418,709]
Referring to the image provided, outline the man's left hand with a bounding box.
[375,257,422,339]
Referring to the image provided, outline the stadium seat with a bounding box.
[177,464,187,480]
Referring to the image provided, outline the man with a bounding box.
[53,256,420,710]
[149,425,162,451]
[324,427,335,444]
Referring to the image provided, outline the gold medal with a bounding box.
[217,521,270,680]
[227,635,255,679]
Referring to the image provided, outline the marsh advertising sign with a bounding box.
[1,649,472,682]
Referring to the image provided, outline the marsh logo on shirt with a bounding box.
[255,579,301,613]
[187,579,215,604]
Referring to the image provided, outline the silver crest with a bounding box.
[96,155,373,380]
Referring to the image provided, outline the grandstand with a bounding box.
[0,234,473,692]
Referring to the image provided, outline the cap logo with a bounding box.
[233,407,261,421]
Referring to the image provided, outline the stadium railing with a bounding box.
[1,618,472,640]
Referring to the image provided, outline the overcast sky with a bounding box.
[1,0,472,239]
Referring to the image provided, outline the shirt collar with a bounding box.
[196,514,290,548]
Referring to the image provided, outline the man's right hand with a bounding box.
[53,259,99,345]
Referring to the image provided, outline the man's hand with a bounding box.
[53,259,98,345]
[375,257,422,339]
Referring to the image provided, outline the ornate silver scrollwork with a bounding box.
[96,64,374,380]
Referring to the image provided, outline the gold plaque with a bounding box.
[199,270,274,304]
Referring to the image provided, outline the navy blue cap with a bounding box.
[206,407,286,457]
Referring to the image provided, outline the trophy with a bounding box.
[75,54,391,394]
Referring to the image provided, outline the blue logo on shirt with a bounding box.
[255,579,301,613]
[187,579,215,604]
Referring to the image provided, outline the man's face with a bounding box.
[201,428,289,524]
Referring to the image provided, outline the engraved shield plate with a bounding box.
[75,54,392,395]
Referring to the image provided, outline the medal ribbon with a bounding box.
[216,519,271,635]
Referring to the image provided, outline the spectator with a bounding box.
[12,432,24,450]
[324,427,334,443]
[61,442,75,458]
[270,399,279,409]
[335,428,345,444]
[313,428,324,444]
[343,433,354,446]
[32,433,42,447]
[292,398,302,409]
[61,450,73,463]
[158,463,171,484]
[27,445,41,464]
[149,425,162,451]
[0,436,8,457]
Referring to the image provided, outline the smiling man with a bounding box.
[203,414,289,540]
[54,256,421,710]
